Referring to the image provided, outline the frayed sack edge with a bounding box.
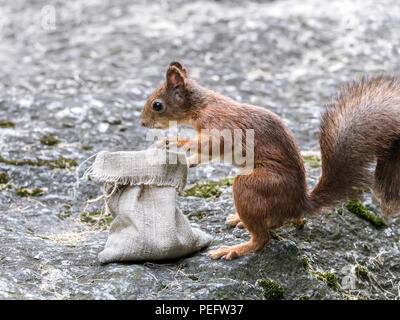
[83,149,188,193]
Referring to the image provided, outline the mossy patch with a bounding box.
[187,211,204,220]
[303,257,339,291]
[302,256,310,270]
[80,209,113,229]
[302,154,321,168]
[355,264,369,280]
[324,272,339,291]
[82,144,93,150]
[0,155,78,170]
[58,209,72,220]
[345,198,386,228]
[182,177,234,198]
[26,227,34,234]
[293,218,306,229]
[305,236,312,243]
[312,271,339,291]
[107,119,122,125]
[15,187,45,197]
[37,234,50,240]
[0,120,15,128]
[257,278,285,300]
[40,134,60,146]
[48,157,78,169]
[296,294,310,300]
[270,231,284,241]
[184,182,222,198]
[0,171,10,184]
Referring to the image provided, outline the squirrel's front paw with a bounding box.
[153,137,178,149]
[226,214,245,228]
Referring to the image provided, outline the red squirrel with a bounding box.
[140,61,400,260]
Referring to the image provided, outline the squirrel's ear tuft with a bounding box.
[166,66,185,90]
[169,61,187,76]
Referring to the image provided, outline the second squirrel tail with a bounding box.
[308,75,400,217]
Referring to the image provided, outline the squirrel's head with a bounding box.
[140,61,193,129]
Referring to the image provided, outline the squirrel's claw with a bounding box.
[222,250,239,260]
[236,222,245,229]
[207,246,239,260]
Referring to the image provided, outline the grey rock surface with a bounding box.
[0,0,399,299]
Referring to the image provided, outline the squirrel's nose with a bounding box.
[140,118,147,127]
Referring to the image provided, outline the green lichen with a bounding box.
[15,187,45,197]
[37,235,50,240]
[324,272,339,291]
[296,294,310,300]
[312,271,339,291]
[82,144,93,150]
[48,157,78,169]
[80,209,113,229]
[270,231,284,241]
[187,211,204,220]
[355,264,369,280]
[362,243,370,251]
[0,155,78,170]
[58,203,73,220]
[188,275,199,281]
[108,119,122,125]
[184,183,221,198]
[302,256,310,271]
[0,171,10,184]
[302,154,321,168]
[293,218,306,229]
[345,198,386,228]
[257,278,285,300]
[304,257,339,291]
[337,208,343,215]
[0,120,15,128]
[182,177,234,198]
[26,227,34,234]
[57,210,72,220]
[40,134,60,146]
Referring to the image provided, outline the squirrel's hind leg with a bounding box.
[208,170,274,260]
[207,230,269,260]
[207,211,270,260]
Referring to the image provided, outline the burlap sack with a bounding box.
[90,149,212,263]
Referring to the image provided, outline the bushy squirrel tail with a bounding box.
[308,76,400,217]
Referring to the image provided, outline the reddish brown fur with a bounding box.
[311,76,400,214]
[140,62,400,260]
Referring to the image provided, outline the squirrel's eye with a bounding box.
[152,101,163,112]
